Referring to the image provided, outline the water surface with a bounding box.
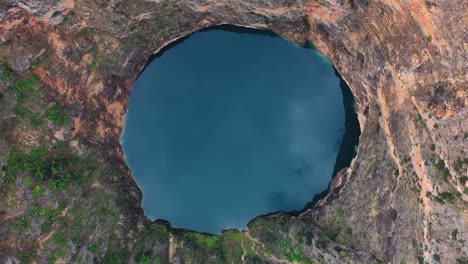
[121,30,345,233]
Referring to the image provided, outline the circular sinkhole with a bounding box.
[121,28,359,234]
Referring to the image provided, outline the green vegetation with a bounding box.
[16,216,29,231]
[222,231,244,263]
[32,185,44,198]
[183,232,221,252]
[434,191,461,205]
[339,250,347,257]
[11,75,42,100]
[453,157,467,173]
[345,227,353,237]
[277,237,313,264]
[149,223,169,238]
[433,159,450,181]
[315,239,328,249]
[332,208,345,217]
[100,251,125,264]
[6,145,83,190]
[415,114,428,130]
[459,176,468,186]
[23,177,32,186]
[135,254,151,264]
[89,241,101,253]
[451,229,458,240]
[457,257,468,264]
[0,62,13,82]
[3,73,48,128]
[46,104,70,125]
[295,230,314,246]
[324,226,341,241]
[16,250,35,264]
[89,52,106,69]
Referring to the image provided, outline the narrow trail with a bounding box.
[169,233,175,262]
[240,240,247,263]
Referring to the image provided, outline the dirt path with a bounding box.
[169,233,176,262]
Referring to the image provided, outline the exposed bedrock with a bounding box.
[0,0,466,263]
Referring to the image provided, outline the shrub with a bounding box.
[46,104,70,125]
[437,191,461,204]
[14,75,41,100]
[0,63,13,82]
[88,241,101,253]
[453,158,463,173]
[183,232,221,252]
[459,176,468,186]
[433,159,450,180]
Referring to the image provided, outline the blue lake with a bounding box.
[121,29,347,233]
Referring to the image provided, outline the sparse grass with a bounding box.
[332,208,345,217]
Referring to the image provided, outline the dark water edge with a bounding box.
[294,69,361,215]
[132,24,360,230]
[140,25,276,79]
[258,67,360,218]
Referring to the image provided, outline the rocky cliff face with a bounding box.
[0,0,466,263]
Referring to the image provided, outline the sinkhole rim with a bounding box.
[120,24,361,235]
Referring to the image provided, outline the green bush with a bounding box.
[6,146,82,190]
[459,176,468,186]
[183,232,221,252]
[433,159,450,180]
[32,186,44,197]
[14,75,41,100]
[0,63,13,82]
[437,191,461,204]
[46,104,70,125]
[88,241,101,253]
[453,158,464,173]
[100,251,125,264]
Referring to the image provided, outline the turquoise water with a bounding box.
[121,30,346,233]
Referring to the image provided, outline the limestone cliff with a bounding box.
[0,0,466,263]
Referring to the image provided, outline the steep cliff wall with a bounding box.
[0,0,466,263]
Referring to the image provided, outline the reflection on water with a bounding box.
[121,30,345,233]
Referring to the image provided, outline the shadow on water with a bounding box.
[290,67,361,215]
[138,25,276,80]
[135,24,361,230]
